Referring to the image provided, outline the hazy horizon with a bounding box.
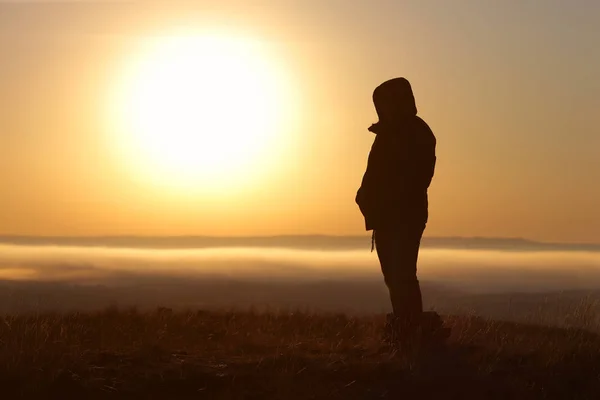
[0,241,599,321]
[3,234,600,250]
[2,243,600,294]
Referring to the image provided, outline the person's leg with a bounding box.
[399,224,424,321]
[374,229,396,311]
[375,224,425,327]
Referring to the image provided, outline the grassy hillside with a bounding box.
[1,308,600,399]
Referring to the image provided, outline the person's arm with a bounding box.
[410,123,436,192]
[356,137,386,223]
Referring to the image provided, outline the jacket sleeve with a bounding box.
[410,124,436,191]
[356,137,386,226]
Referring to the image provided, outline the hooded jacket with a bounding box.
[356,78,436,231]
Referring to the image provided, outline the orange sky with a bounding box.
[1,1,599,242]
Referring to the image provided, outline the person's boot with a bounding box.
[383,313,396,343]
[383,311,450,348]
[383,313,419,345]
[419,311,450,344]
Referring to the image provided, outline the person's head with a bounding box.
[372,77,417,123]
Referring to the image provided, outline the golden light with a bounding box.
[109,32,297,195]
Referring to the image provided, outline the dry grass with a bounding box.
[1,307,600,399]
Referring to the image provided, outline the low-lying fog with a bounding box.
[1,243,600,323]
[1,244,600,293]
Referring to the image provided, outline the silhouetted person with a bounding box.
[356,77,440,341]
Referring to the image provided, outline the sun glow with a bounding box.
[109,32,297,194]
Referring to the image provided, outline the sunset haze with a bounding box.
[1,0,599,243]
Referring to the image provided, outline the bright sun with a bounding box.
[110,32,296,194]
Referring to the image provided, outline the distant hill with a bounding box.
[1,235,600,252]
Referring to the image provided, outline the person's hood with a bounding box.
[368,77,417,134]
